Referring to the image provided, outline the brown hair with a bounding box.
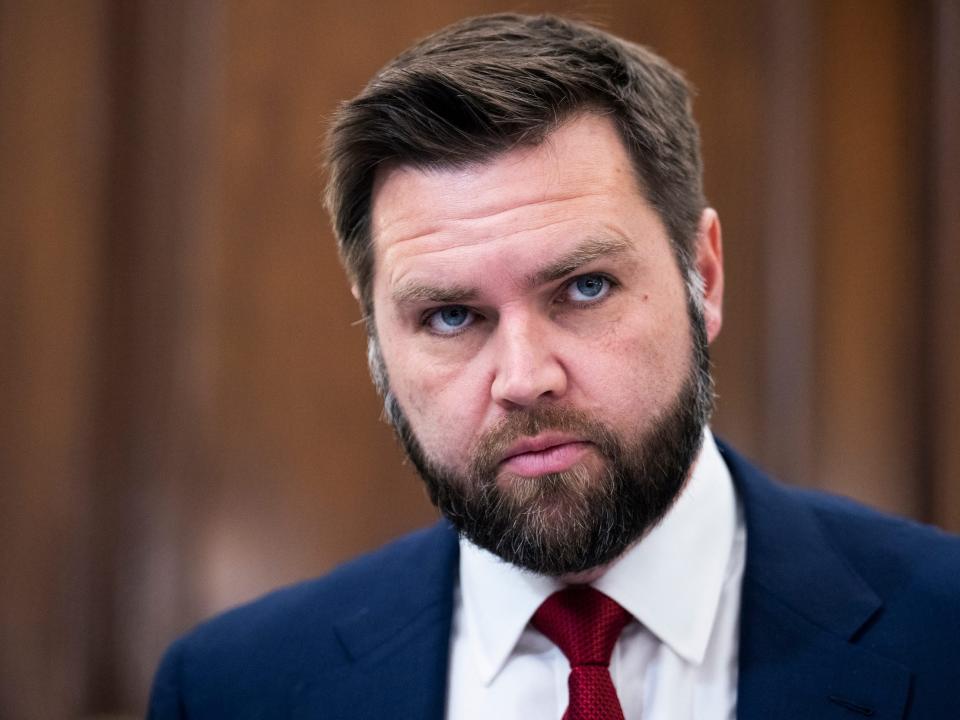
[325,13,705,314]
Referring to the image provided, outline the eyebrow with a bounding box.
[391,281,479,307]
[390,235,633,307]
[527,235,633,286]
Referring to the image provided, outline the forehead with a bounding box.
[370,114,639,249]
[367,113,668,300]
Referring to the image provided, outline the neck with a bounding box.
[559,565,609,585]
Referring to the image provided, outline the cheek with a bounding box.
[380,334,490,466]
[570,307,692,421]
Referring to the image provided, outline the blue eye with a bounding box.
[566,274,610,302]
[426,305,474,334]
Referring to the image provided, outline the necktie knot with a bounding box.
[532,585,632,667]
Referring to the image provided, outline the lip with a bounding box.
[499,433,592,477]
[501,432,585,461]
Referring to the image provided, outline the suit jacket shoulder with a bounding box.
[148,521,459,720]
[721,442,960,720]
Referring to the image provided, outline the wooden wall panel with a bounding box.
[928,0,960,532]
[81,0,227,711]
[0,2,108,718]
[814,0,924,514]
[758,0,817,486]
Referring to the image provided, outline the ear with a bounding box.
[350,284,361,303]
[694,208,724,344]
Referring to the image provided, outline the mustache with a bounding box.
[469,405,620,476]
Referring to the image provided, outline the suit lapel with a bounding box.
[295,522,459,720]
[737,582,910,719]
[721,444,912,720]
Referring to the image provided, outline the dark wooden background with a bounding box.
[2,1,957,717]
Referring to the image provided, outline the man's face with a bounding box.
[367,113,723,575]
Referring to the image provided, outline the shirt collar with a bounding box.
[457,428,738,684]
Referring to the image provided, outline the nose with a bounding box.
[490,313,568,408]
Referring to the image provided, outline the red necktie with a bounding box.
[532,585,633,720]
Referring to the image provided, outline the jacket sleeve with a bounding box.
[147,637,188,720]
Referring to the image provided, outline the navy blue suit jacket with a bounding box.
[148,444,960,718]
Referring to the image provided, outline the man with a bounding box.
[149,14,960,719]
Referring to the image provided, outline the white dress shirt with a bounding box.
[445,429,745,720]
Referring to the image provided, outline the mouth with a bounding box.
[499,433,592,477]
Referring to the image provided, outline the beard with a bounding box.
[374,292,714,576]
